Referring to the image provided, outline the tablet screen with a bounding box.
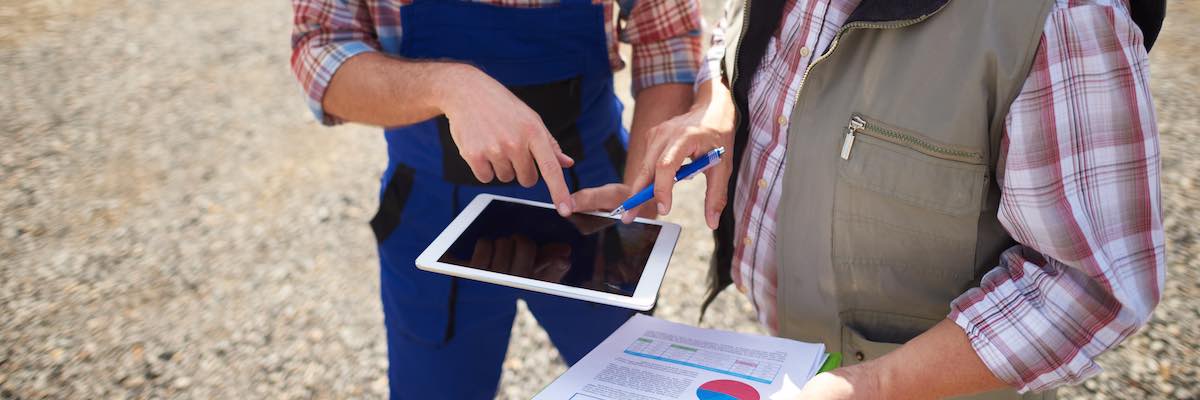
[438,199,662,297]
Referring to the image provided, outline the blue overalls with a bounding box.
[368,0,636,398]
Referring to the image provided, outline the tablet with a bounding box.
[415,194,680,311]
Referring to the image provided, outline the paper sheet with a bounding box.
[534,314,827,400]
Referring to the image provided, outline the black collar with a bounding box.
[843,0,1165,50]
[845,0,950,24]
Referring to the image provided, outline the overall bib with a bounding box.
[369,0,635,398]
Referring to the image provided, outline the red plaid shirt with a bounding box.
[290,0,702,125]
[699,0,1164,392]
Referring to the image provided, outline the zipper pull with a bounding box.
[840,116,865,160]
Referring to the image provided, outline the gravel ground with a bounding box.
[0,0,1195,399]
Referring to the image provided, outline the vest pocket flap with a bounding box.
[839,311,941,365]
[838,124,987,217]
[840,324,901,366]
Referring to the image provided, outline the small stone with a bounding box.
[173,377,192,389]
[121,375,145,388]
[1160,361,1174,381]
[370,377,389,395]
[1151,340,1166,352]
[340,327,364,349]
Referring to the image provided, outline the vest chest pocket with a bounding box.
[831,113,989,341]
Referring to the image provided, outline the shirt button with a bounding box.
[743,237,752,246]
[777,115,788,126]
[800,46,812,57]
[758,179,768,188]
[855,351,865,362]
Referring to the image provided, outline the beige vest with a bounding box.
[722,0,1056,398]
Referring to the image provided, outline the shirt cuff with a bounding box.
[693,57,723,93]
[948,253,1104,393]
[630,32,702,96]
[301,41,377,126]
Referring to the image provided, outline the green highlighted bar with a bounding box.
[669,344,698,352]
[636,338,652,343]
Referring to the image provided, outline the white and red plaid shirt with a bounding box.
[291,0,702,125]
[699,0,1164,392]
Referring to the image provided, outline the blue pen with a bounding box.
[609,147,726,217]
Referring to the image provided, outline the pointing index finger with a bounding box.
[531,133,574,216]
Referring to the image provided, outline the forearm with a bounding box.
[624,83,694,183]
[322,52,471,127]
[871,319,1007,399]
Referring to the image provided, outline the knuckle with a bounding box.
[647,126,662,138]
[500,138,521,151]
[521,115,542,131]
[485,146,504,158]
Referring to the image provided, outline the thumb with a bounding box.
[703,161,732,230]
[570,184,630,212]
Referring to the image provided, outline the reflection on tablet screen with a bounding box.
[437,200,661,296]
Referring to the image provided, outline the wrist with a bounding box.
[431,63,484,116]
[860,357,897,398]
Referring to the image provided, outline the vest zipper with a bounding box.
[840,116,865,159]
[841,114,984,162]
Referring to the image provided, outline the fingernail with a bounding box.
[707,211,719,229]
[657,203,668,215]
[557,202,571,217]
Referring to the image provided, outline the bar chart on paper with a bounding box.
[623,332,783,384]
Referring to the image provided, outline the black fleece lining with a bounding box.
[1131,0,1165,51]
[845,0,949,24]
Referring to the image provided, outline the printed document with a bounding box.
[534,314,827,400]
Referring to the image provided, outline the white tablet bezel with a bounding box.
[415,193,680,311]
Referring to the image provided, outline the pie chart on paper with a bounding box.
[695,379,760,400]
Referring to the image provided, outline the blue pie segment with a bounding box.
[695,379,760,400]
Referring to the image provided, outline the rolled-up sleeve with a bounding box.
[694,0,731,89]
[290,0,381,125]
[948,3,1164,393]
[618,0,703,95]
